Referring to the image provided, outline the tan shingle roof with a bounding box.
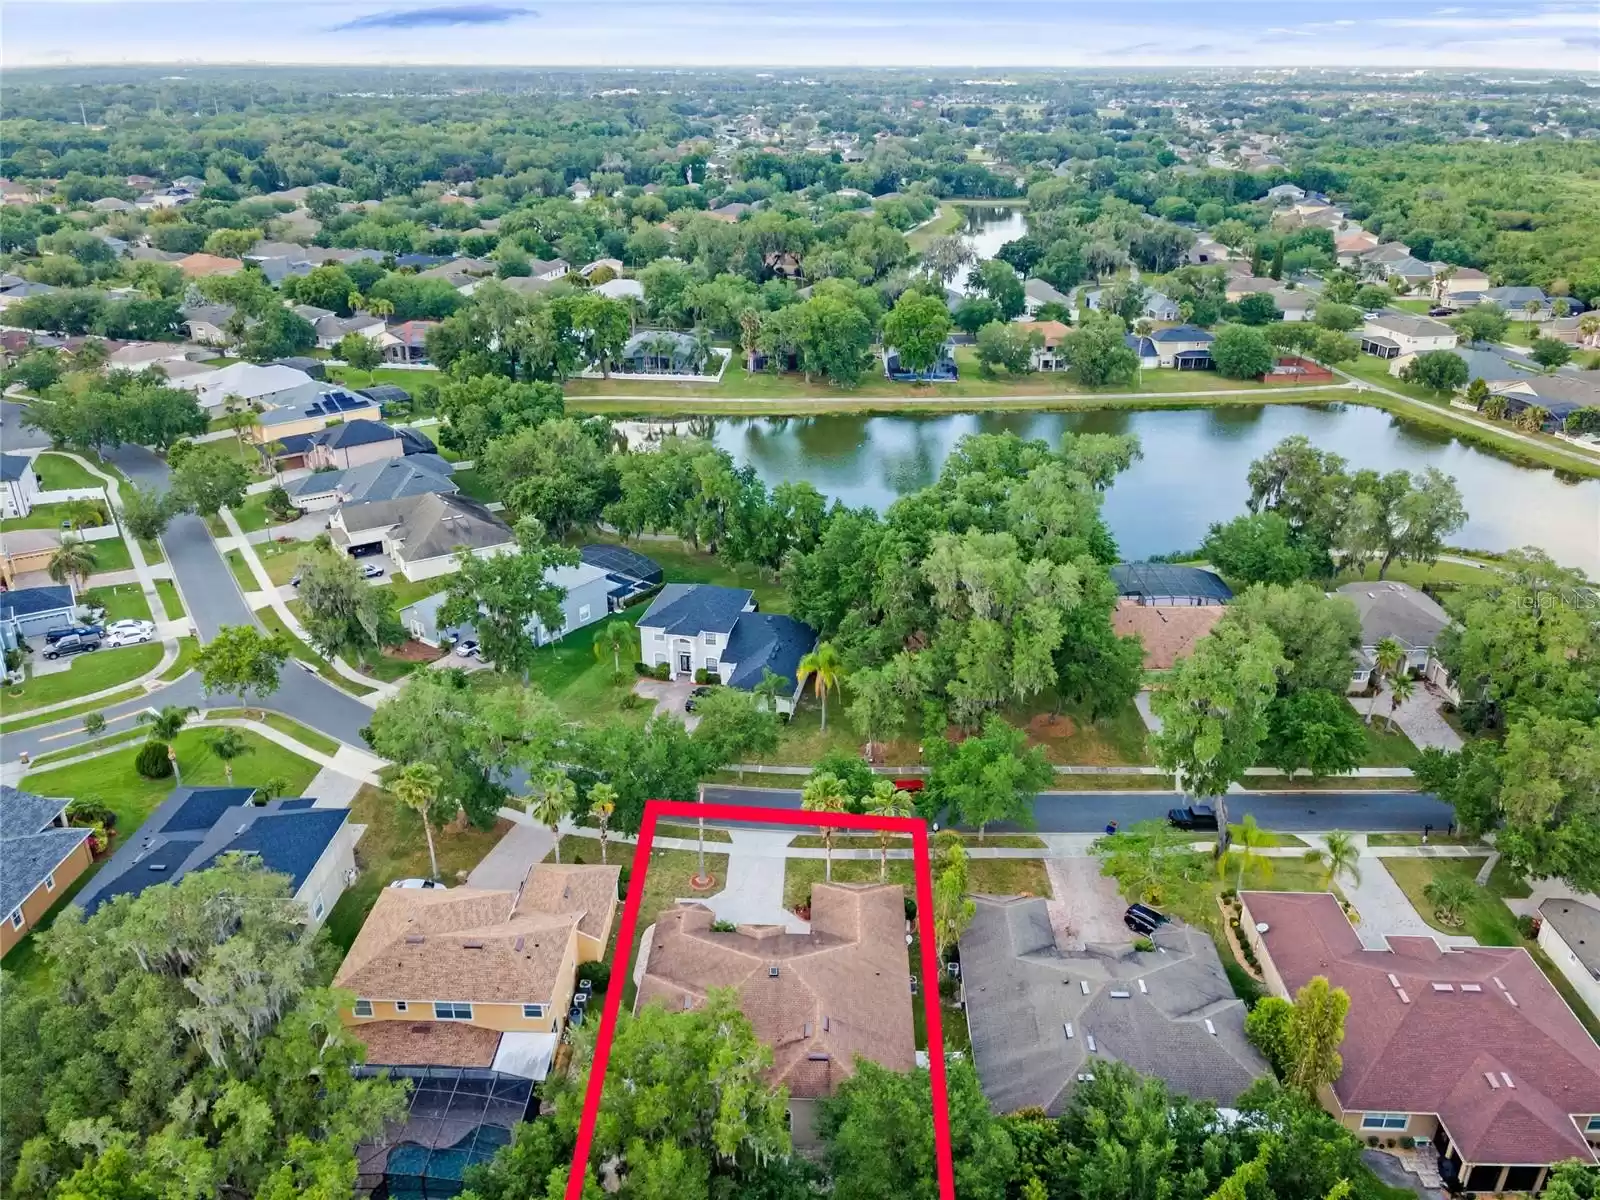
[352,1019,502,1068]
[1111,602,1224,670]
[637,882,915,1098]
[515,863,621,943]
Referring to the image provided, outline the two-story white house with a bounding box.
[1359,312,1458,360]
[635,583,817,713]
[1,453,41,519]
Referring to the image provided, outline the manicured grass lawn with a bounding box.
[205,707,341,755]
[1383,857,1521,945]
[1334,558,1502,590]
[255,608,381,696]
[2,642,163,716]
[229,493,281,534]
[0,687,144,734]
[1340,354,1455,407]
[783,853,1050,912]
[155,578,185,620]
[1360,720,1419,767]
[382,575,444,610]
[1110,851,1332,937]
[224,548,258,593]
[450,467,496,502]
[256,538,310,586]
[28,726,146,766]
[157,636,200,681]
[325,364,437,393]
[626,538,789,613]
[1368,832,1485,847]
[82,582,151,623]
[352,646,425,683]
[0,501,101,531]
[1225,826,1307,847]
[1006,698,1150,766]
[515,613,646,725]
[324,785,511,953]
[32,452,103,490]
[137,536,165,565]
[77,534,134,575]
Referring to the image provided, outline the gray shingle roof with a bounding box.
[0,785,71,835]
[1366,312,1456,340]
[2,827,91,920]
[290,456,457,506]
[722,612,816,692]
[388,493,513,562]
[636,583,752,637]
[1335,581,1450,651]
[960,896,1266,1114]
[1539,899,1600,979]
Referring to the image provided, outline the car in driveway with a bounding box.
[104,626,155,648]
[455,639,479,658]
[44,633,101,659]
[684,685,715,711]
[1124,903,1170,935]
[1167,804,1219,831]
[361,562,385,579]
[44,623,103,644]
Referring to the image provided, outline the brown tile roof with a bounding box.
[176,253,245,278]
[1241,891,1600,1168]
[515,863,621,943]
[637,883,915,1099]
[1018,319,1070,348]
[352,1019,501,1068]
[1111,602,1224,670]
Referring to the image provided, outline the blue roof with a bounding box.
[723,612,816,692]
[1125,334,1157,358]
[193,809,348,892]
[1148,325,1215,344]
[161,787,257,834]
[0,453,30,483]
[636,583,752,636]
[316,420,401,449]
[1,586,75,619]
[79,837,192,909]
[1111,562,1233,603]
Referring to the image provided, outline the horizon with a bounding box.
[5,0,1598,72]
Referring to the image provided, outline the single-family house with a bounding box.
[1124,333,1160,370]
[580,258,625,277]
[400,560,612,649]
[287,455,456,512]
[106,341,203,371]
[593,277,644,302]
[618,330,710,376]
[1112,562,1232,607]
[72,786,355,931]
[1441,268,1490,297]
[1,453,41,519]
[0,786,94,956]
[380,320,439,364]
[1336,581,1453,691]
[251,385,384,442]
[526,258,570,281]
[181,303,237,347]
[1536,900,1600,1019]
[175,252,245,279]
[637,883,915,1145]
[335,862,619,1077]
[1543,314,1600,349]
[0,280,58,311]
[1225,275,1279,303]
[1186,238,1231,265]
[636,583,817,711]
[1146,325,1216,370]
[1022,278,1070,317]
[1,584,77,646]
[961,897,1266,1114]
[1360,313,1457,359]
[312,311,386,351]
[1491,373,1600,431]
[1111,601,1225,670]
[1080,288,1180,323]
[90,196,134,213]
[1017,320,1069,371]
[1,528,62,589]
[175,361,314,411]
[1483,286,1551,320]
[0,179,48,205]
[1335,229,1379,256]
[331,492,515,582]
[1261,183,1306,205]
[1389,345,1529,388]
[1240,890,1600,1195]
[1346,241,1415,273]
[501,275,558,298]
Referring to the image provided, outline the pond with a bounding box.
[709,404,1600,574]
[946,204,1030,293]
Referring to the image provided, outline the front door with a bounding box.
[678,652,692,675]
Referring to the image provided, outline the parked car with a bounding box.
[44,634,101,660]
[1125,903,1169,934]
[44,623,103,644]
[892,778,925,793]
[361,562,385,579]
[104,626,154,648]
[389,878,447,890]
[1428,306,1454,317]
[289,574,301,588]
[1167,804,1219,831]
[455,639,480,658]
[106,619,154,635]
[685,685,715,711]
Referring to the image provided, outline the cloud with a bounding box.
[329,4,535,31]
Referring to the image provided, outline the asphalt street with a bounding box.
[700,785,1453,833]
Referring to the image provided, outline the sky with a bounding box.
[3,0,1598,70]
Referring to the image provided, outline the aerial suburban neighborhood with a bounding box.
[0,25,1597,1200]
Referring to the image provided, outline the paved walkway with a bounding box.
[1316,834,1479,951]
[1349,682,1462,752]
[689,828,808,931]
[1133,690,1163,735]
[306,765,365,808]
[54,450,173,626]
[468,822,556,889]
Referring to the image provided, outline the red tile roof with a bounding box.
[1241,891,1600,1167]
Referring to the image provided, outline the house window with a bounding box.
[706,658,719,674]
[43,872,55,893]
[395,1001,408,1013]
[1361,1113,1409,1130]
[435,1001,473,1021]
[523,1004,546,1019]
[705,633,717,647]
[312,891,325,921]
[654,632,665,642]
[8,909,22,930]
[1587,1116,1600,1133]
[354,999,373,1018]
[578,604,591,622]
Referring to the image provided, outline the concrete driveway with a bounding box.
[1337,848,1477,951]
[1349,681,1462,751]
[467,821,554,889]
[634,676,701,730]
[1044,856,1132,952]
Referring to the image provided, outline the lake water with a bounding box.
[710,405,1600,574]
[947,205,1030,293]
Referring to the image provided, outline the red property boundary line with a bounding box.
[563,798,956,1200]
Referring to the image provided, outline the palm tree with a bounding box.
[228,406,261,454]
[1522,298,1542,328]
[593,620,631,680]
[589,783,618,865]
[1579,311,1600,349]
[63,498,103,532]
[865,778,913,882]
[205,727,254,784]
[347,291,366,315]
[738,308,762,372]
[139,704,197,742]
[801,771,850,883]
[527,770,574,863]
[797,641,844,731]
[367,296,395,320]
[1220,813,1274,892]
[1367,637,1405,724]
[48,541,98,592]
[392,762,443,881]
[1423,873,1477,927]
[1387,672,1416,732]
[1304,830,1362,889]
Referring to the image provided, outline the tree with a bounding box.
[64,497,103,532]
[1311,302,1360,332]
[526,770,574,862]
[1305,830,1362,889]
[882,290,952,374]
[845,665,905,757]
[864,778,914,881]
[1287,976,1350,1098]
[574,713,706,835]
[1211,324,1276,379]
[1529,336,1573,369]
[138,703,196,742]
[932,836,977,958]
[796,294,876,387]
[202,226,259,258]
[1065,313,1138,386]
[1261,690,1367,779]
[1493,713,1600,892]
[801,771,852,882]
[1453,302,1509,344]
[1367,637,1406,723]
[170,446,251,516]
[82,711,106,737]
[481,418,616,536]
[392,762,443,881]
[47,539,97,591]
[296,546,403,661]
[797,641,845,730]
[436,374,566,462]
[970,257,1026,320]
[205,727,254,783]
[335,331,382,382]
[921,234,974,284]
[1386,671,1415,731]
[437,517,579,678]
[953,296,1001,337]
[1151,621,1285,844]
[927,715,1051,842]
[1464,376,1491,410]
[690,686,779,776]
[1340,467,1467,580]
[119,484,173,544]
[588,782,618,865]
[1221,583,1362,695]
[1422,872,1477,927]
[974,320,1040,375]
[194,624,292,714]
[1399,349,1469,392]
[1221,813,1275,891]
[1200,513,1313,586]
[1246,996,1298,1080]
[1235,293,1282,325]
[241,307,317,362]
[592,619,631,680]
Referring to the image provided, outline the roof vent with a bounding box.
[802,1022,813,1038]
[1501,1073,1515,1089]
[1493,976,1505,989]
[1485,1072,1500,1089]
[1205,1019,1216,1036]
[513,936,525,952]
[807,1053,831,1062]
[1110,990,1131,999]
[682,996,692,1010]
[769,965,780,978]
[1387,973,1401,987]
[1064,1023,1074,1039]
[1086,1035,1097,1053]
[1460,983,1482,993]
[462,940,484,949]
[1432,983,1455,992]
[1505,992,1519,1008]
[1080,980,1090,995]
[1138,979,1148,995]
[1397,988,1410,1004]
[405,935,425,944]
[148,863,167,872]
[823,1016,830,1032]
[562,884,571,900]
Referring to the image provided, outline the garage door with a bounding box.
[15,607,74,637]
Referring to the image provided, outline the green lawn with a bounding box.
[137,536,165,565]
[157,637,201,681]
[224,548,258,593]
[1360,720,1419,767]
[1333,558,1503,591]
[0,687,144,734]
[324,785,510,952]
[82,583,151,623]
[228,493,283,534]
[1340,354,1455,407]
[381,575,443,610]
[27,726,146,767]
[499,613,646,724]
[80,534,133,575]
[325,364,438,393]
[31,453,104,491]
[255,538,310,586]
[155,579,185,620]
[1382,857,1521,945]
[628,538,788,613]
[2,642,163,716]
[910,930,972,1056]
[204,708,341,755]
[449,467,496,502]
[0,501,106,532]
[255,608,381,696]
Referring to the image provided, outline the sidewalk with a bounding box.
[4,636,183,725]
[56,450,172,626]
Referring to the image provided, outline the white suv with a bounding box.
[104,620,156,648]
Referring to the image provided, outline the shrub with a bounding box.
[1132,936,1155,952]
[904,895,917,921]
[1224,961,1264,1008]
[633,661,654,677]
[1516,913,1539,940]
[66,796,116,828]
[616,865,630,898]
[576,960,610,994]
[653,662,670,681]
[135,740,173,779]
[711,919,738,932]
[937,972,962,1000]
